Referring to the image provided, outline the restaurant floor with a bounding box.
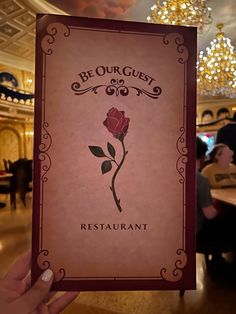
[1,194,236,314]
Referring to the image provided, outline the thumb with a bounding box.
[13,269,54,314]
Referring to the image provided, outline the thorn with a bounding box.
[110,186,113,191]
[126,151,128,155]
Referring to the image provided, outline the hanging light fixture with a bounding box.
[147,0,212,31]
[197,24,236,98]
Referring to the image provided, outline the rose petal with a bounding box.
[109,108,124,120]
[108,117,120,135]
[115,116,125,133]
[122,118,130,135]
[108,107,117,116]
[104,107,130,138]
[103,118,108,127]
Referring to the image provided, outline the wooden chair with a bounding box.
[196,232,235,267]
[179,219,236,297]
[0,160,15,208]
[3,159,9,172]
[0,184,16,209]
[0,159,33,209]
[10,159,32,208]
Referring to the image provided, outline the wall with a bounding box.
[0,119,33,169]
[0,64,34,169]
[197,97,236,132]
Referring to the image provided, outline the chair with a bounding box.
[19,159,32,206]
[179,218,236,297]
[196,228,235,268]
[0,184,16,209]
[0,159,33,209]
[0,162,16,209]
[3,159,9,172]
[10,159,33,207]
[2,159,13,172]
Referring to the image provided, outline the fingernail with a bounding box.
[41,269,53,282]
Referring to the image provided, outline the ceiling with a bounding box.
[0,0,236,73]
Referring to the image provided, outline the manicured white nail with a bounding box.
[41,269,53,282]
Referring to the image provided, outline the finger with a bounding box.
[5,251,31,280]
[44,291,57,303]
[23,273,32,292]
[48,291,79,314]
[1,279,28,298]
[12,269,54,314]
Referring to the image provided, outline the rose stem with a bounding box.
[111,139,126,212]
[105,155,119,166]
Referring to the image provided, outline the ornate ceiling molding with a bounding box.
[0,0,67,74]
[27,0,68,15]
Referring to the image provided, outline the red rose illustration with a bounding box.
[103,107,130,139]
[89,107,130,212]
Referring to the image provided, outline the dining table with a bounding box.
[211,187,236,207]
[0,173,13,180]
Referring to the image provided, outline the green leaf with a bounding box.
[88,146,106,157]
[107,142,116,158]
[101,160,112,174]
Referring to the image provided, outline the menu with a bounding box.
[32,14,196,291]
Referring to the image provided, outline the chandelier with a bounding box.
[197,24,236,98]
[147,0,212,31]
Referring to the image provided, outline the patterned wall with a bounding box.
[0,60,34,170]
[0,127,20,166]
[0,121,33,169]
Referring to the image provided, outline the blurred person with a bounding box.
[196,137,219,235]
[216,112,236,164]
[0,252,79,314]
[196,137,233,266]
[202,143,236,188]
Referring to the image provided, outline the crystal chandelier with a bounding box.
[197,24,236,98]
[147,0,212,31]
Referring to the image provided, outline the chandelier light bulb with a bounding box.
[147,0,212,31]
[197,24,236,98]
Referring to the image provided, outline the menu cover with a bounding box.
[32,14,196,291]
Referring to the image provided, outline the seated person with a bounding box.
[196,137,236,267]
[202,143,236,188]
[196,137,232,265]
[196,137,219,235]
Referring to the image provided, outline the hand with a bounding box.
[212,199,223,213]
[0,251,79,314]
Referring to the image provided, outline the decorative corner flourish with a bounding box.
[41,22,70,55]
[163,33,189,64]
[37,250,66,282]
[160,249,187,282]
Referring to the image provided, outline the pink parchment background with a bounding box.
[34,17,195,287]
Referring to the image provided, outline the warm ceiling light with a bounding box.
[147,0,212,32]
[197,24,236,98]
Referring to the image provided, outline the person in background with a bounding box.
[216,112,236,165]
[196,137,219,235]
[0,252,79,314]
[196,137,231,267]
[202,143,236,188]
